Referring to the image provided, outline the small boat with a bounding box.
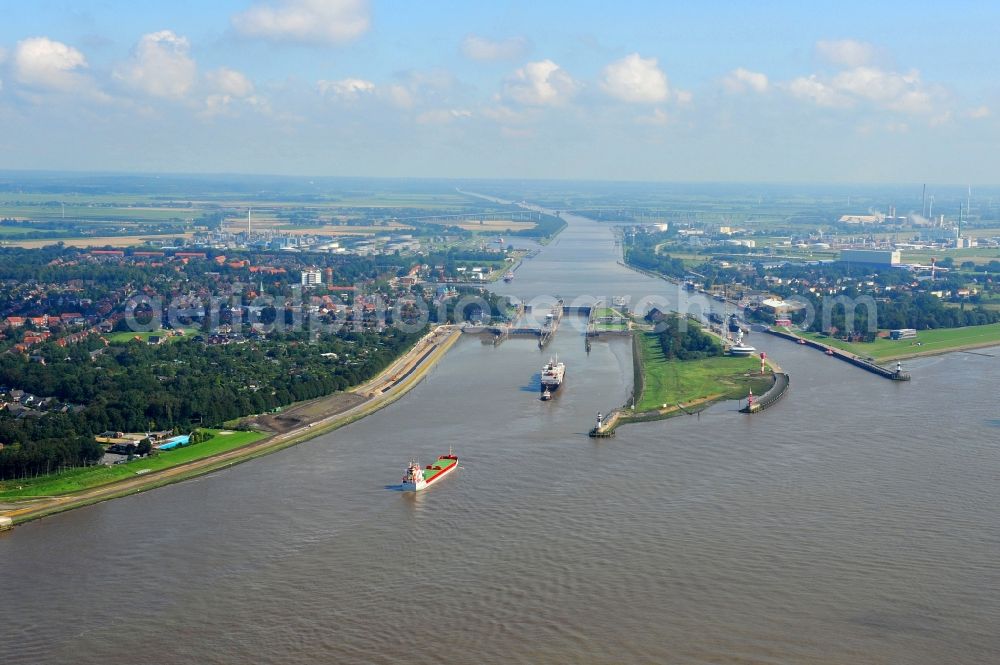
[826,348,835,356]
[503,271,514,283]
[797,338,807,345]
[541,388,552,401]
[400,450,458,491]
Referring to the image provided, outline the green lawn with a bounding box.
[799,323,1000,360]
[593,307,628,331]
[635,332,768,411]
[106,327,198,344]
[0,429,265,500]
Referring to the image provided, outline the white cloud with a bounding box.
[816,39,876,68]
[965,105,991,119]
[461,35,529,61]
[385,83,414,109]
[722,67,769,94]
[202,67,265,116]
[831,66,926,110]
[502,59,578,106]
[232,0,369,45]
[207,67,255,98]
[317,77,376,100]
[480,103,531,125]
[777,41,948,118]
[114,30,197,99]
[13,37,89,92]
[786,63,942,116]
[416,108,472,125]
[786,75,853,108]
[600,53,669,103]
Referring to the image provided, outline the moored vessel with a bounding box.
[728,330,757,356]
[401,450,458,491]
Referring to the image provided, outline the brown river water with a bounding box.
[2,212,998,664]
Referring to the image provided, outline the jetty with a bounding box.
[538,300,564,348]
[739,372,790,414]
[589,410,620,437]
[765,327,911,381]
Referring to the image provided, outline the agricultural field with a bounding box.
[419,218,537,232]
[2,233,193,249]
[238,222,416,236]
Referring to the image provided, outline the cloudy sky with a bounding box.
[1,0,998,183]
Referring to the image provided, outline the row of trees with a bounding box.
[0,413,103,480]
[803,291,1000,334]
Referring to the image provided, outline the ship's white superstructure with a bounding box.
[540,357,565,397]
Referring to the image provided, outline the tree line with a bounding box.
[0,326,424,480]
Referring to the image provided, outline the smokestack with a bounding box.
[921,184,926,218]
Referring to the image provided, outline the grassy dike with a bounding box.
[2,327,462,525]
[0,430,265,500]
[797,323,1000,361]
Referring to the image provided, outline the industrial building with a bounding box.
[839,249,901,267]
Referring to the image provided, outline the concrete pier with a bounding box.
[765,328,911,380]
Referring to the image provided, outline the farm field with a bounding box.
[2,233,193,248]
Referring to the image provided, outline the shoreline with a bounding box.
[620,252,999,364]
[785,327,1000,364]
[1,325,462,526]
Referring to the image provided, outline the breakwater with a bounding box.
[765,328,911,380]
[739,372,790,414]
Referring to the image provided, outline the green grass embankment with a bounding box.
[798,323,1000,360]
[0,429,264,500]
[634,332,770,412]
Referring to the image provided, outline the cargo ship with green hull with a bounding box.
[401,451,458,491]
